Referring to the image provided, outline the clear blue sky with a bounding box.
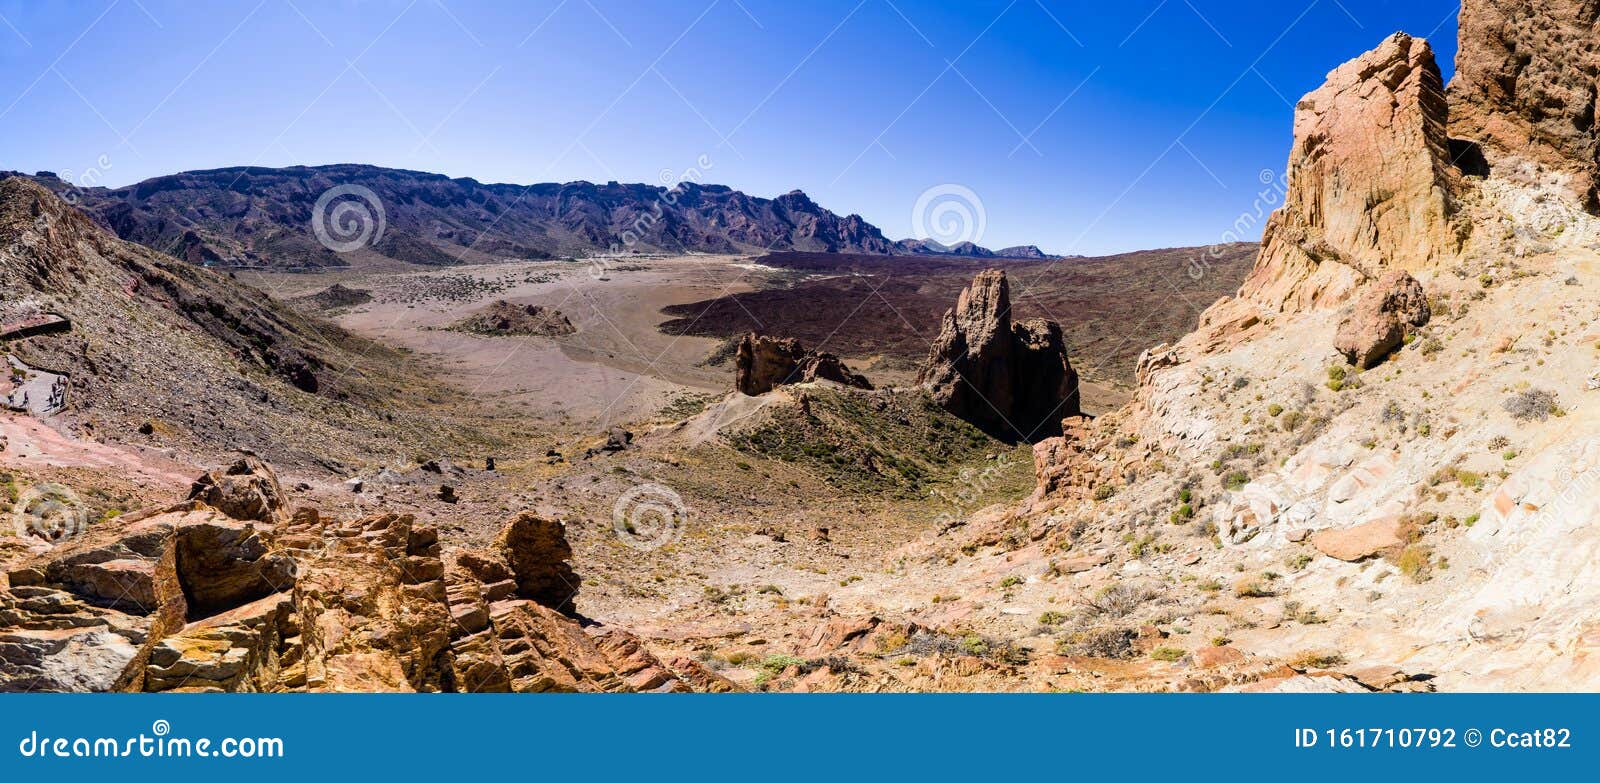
[0,0,1459,255]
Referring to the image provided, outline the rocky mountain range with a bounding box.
[9,165,1061,270]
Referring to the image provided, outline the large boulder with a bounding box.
[917,269,1079,441]
[1449,0,1600,207]
[1311,517,1407,562]
[494,512,580,614]
[187,454,289,524]
[1333,270,1432,368]
[734,332,871,395]
[1238,32,1462,313]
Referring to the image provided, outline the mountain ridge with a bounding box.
[10,164,1066,269]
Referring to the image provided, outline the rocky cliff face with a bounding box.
[917,270,1079,441]
[1239,33,1464,313]
[924,10,1600,692]
[0,178,451,466]
[1449,0,1600,208]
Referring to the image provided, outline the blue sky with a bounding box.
[0,0,1459,255]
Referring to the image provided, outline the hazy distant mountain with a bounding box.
[893,238,1070,259]
[12,164,903,269]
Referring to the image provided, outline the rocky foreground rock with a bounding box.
[734,332,871,395]
[0,458,734,693]
[918,269,1079,441]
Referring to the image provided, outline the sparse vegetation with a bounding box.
[1503,389,1560,422]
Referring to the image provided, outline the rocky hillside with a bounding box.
[13,165,908,269]
[876,4,1600,692]
[0,456,733,692]
[0,177,463,467]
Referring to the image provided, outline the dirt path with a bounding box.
[0,412,196,489]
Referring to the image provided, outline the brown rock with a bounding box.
[187,455,289,524]
[1346,663,1409,691]
[733,332,871,395]
[918,269,1079,441]
[1449,0,1600,207]
[494,512,579,614]
[1311,517,1406,561]
[1239,33,1461,313]
[174,515,294,619]
[450,300,576,337]
[1333,270,1431,368]
[1192,644,1247,669]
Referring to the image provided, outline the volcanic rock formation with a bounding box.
[1238,32,1464,313]
[917,269,1079,441]
[1449,0,1600,207]
[0,459,734,693]
[734,333,871,395]
[451,300,576,337]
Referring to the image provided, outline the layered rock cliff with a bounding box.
[1238,33,1464,313]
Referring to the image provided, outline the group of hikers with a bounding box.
[4,369,67,415]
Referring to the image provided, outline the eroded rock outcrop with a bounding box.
[188,454,290,524]
[1449,0,1600,207]
[450,300,576,337]
[1238,33,1462,313]
[917,269,1079,441]
[734,332,871,395]
[1333,270,1431,368]
[0,462,734,693]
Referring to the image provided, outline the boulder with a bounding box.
[1311,517,1406,561]
[1334,270,1431,367]
[1239,32,1461,313]
[187,454,289,524]
[734,332,871,395]
[918,269,1079,441]
[494,512,580,614]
